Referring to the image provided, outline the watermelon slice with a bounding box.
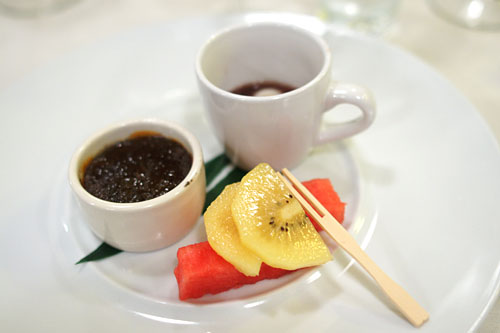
[174,241,295,300]
[301,178,346,231]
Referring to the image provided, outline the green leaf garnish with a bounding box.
[76,153,243,264]
[205,153,231,186]
[75,242,122,264]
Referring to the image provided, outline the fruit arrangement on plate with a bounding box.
[174,163,346,300]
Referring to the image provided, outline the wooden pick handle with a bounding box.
[279,169,429,327]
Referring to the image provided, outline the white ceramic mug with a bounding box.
[196,22,376,170]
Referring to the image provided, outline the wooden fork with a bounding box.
[278,168,429,327]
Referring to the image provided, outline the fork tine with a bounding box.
[281,168,338,222]
[277,172,324,224]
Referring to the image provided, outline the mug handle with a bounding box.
[314,82,376,145]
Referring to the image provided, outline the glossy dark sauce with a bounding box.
[82,133,192,203]
[231,81,296,96]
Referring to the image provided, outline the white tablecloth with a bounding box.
[1,0,498,331]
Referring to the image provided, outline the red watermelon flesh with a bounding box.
[301,178,346,231]
[174,241,295,300]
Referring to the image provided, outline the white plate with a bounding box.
[1,13,500,332]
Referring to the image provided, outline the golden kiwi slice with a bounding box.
[231,163,332,270]
[204,183,262,276]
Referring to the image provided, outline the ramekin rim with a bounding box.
[68,118,204,212]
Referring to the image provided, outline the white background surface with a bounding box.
[1,0,498,331]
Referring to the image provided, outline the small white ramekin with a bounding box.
[68,118,206,252]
